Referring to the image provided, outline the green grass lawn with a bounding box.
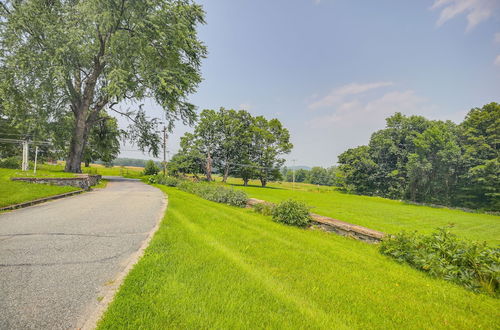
[97,186,499,329]
[81,164,144,178]
[225,178,500,245]
[44,162,145,178]
[0,162,141,208]
[0,167,79,208]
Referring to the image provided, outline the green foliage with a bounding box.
[337,104,500,210]
[272,199,311,227]
[177,181,248,207]
[380,227,499,295]
[283,167,337,186]
[0,156,21,169]
[0,0,207,172]
[174,108,292,186]
[83,114,122,166]
[148,174,179,187]
[253,202,275,216]
[143,160,160,176]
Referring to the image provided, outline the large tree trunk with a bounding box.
[65,113,88,173]
[260,178,267,187]
[205,151,212,181]
[243,178,249,186]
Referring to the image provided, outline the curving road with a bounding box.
[0,177,166,329]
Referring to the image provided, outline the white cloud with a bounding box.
[431,0,500,31]
[307,81,393,110]
[494,55,500,66]
[308,90,435,129]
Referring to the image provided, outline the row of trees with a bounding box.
[281,166,338,186]
[167,108,292,186]
[336,103,499,211]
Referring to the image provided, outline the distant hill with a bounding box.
[96,157,157,168]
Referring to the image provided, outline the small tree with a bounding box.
[143,160,160,176]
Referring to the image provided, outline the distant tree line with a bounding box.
[281,166,338,186]
[167,108,292,186]
[336,103,499,211]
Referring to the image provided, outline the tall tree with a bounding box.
[337,146,377,194]
[458,102,500,210]
[406,121,462,204]
[214,109,254,182]
[0,0,206,172]
[251,116,292,187]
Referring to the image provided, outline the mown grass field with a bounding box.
[0,162,130,208]
[0,167,78,208]
[48,162,144,178]
[97,186,499,329]
[225,178,500,245]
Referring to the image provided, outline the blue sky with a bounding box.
[120,0,500,167]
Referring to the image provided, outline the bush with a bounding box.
[143,160,160,175]
[148,174,180,187]
[0,156,21,169]
[272,199,311,227]
[177,181,248,207]
[380,227,499,296]
[253,202,275,216]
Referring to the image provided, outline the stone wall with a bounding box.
[11,174,102,190]
[247,198,385,243]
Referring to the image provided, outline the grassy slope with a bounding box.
[0,167,79,208]
[226,178,500,245]
[98,186,499,329]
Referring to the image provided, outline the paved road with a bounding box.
[0,177,166,329]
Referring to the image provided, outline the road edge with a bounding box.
[0,189,85,212]
[80,186,168,330]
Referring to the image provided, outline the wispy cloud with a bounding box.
[431,0,500,31]
[308,90,437,129]
[308,81,393,110]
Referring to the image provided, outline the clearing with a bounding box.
[227,178,500,245]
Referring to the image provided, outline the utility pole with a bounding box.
[162,126,167,176]
[21,140,28,171]
[34,146,39,174]
[291,159,297,191]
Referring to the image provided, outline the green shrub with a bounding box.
[149,174,179,187]
[143,160,160,175]
[0,156,21,169]
[380,227,499,296]
[253,202,275,216]
[272,199,311,227]
[177,181,248,207]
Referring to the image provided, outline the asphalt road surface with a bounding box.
[0,177,166,329]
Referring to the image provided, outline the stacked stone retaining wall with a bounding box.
[11,174,101,190]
